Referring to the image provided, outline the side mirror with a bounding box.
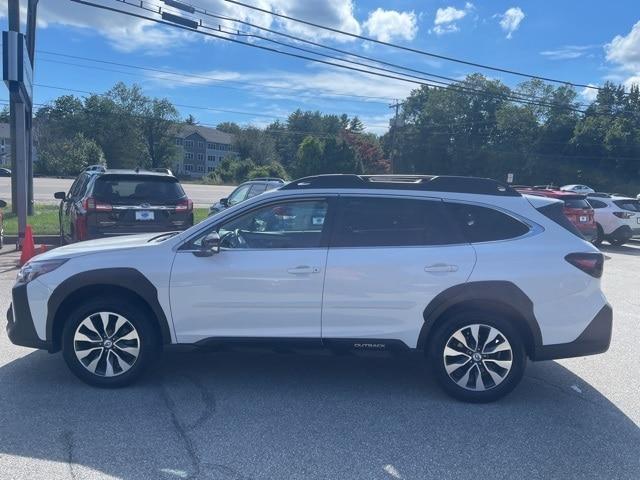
[0,200,6,208]
[194,232,220,257]
[54,191,66,200]
[219,197,229,207]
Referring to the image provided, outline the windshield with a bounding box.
[93,175,185,204]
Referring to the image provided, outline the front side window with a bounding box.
[332,196,461,247]
[227,184,252,206]
[446,202,530,243]
[214,200,328,249]
[247,184,268,199]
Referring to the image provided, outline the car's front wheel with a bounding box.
[430,313,526,402]
[62,297,159,387]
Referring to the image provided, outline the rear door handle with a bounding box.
[424,264,459,273]
[287,266,320,275]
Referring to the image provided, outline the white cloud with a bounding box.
[605,20,640,88]
[580,84,599,102]
[540,45,598,60]
[363,9,417,42]
[497,7,525,39]
[431,3,474,36]
[0,0,363,52]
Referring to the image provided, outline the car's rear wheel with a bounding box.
[593,224,604,247]
[62,297,159,387]
[608,238,627,247]
[430,313,526,402]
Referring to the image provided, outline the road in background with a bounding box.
[0,178,236,207]
[0,244,638,479]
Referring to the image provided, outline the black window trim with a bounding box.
[328,193,468,249]
[444,199,542,245]
[178,195,338,252]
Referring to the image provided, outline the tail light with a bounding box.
[612,211,634,219]
[175,199,193,212]
[83,197,112,212]
[565,253,604,278]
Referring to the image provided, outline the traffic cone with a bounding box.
[19,225,36,267]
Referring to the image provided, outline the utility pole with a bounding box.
[4,0,38,246]
[388,100,403,174]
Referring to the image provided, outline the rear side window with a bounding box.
[93,175,185,204]
[332,197,462,247]
[535,202,584,239]
[563,198,591,209]
[446,203,530,243]
[613,200,640,212]
[588,199,608,209]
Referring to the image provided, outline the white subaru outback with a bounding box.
[7,175,612,402]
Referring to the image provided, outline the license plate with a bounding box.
[135,210,154,221]
[579,216,588,223]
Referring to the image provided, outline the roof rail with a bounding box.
[248,177,285,183]
[84,165,107,173]
[280,174,520,196]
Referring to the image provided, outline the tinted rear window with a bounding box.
[332,197,463,247]
[563,198,591,209]
[613,200,640,212]
[93,175,185,204]
[588,199,608,209]
[446,203,530,243]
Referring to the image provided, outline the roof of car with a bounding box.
[89,168,176,178]
[280,174,519,197]
[516,188,586,199]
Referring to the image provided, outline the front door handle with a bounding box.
[424,264,459,273]
[287,266,320,275]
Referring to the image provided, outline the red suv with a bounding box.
[516,187,596,242]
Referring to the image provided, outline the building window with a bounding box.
[185,140,194,148]
[184,164,194,172]
[197,153,204,161]
[197,141,204,149]
[207,166,215,172]
[207,142,214,149]
[196,165,204,172]
[185,152,194,160]
[175,138,183,146]
[207,155,215,162]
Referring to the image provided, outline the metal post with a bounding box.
[26,0,39,215]
[8,0,19,214]
[15,102,28,244]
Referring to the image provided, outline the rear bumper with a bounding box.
[6,283,52,351]
[533,304,612,361]
[577,224,597,242]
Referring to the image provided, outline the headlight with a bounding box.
[16,259,68,284]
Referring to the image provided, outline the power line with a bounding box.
[223,0,602,92]
[80,0,596,117]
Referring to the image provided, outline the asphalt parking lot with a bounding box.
[0,244,639,479]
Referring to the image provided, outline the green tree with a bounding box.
[295,136,324,177]
[37,133,105,176]
[140,98,180,168]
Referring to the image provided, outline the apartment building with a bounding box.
[174,125,236,178]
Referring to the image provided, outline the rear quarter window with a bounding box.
[445,202,530,243]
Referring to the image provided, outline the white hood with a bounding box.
[32,233,164,261]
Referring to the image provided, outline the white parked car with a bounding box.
[7,174,612,402]
[587,194,640,246]
[561,184,595,194]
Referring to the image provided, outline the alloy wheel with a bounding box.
[73,312,141,377]
[443,324,513,391]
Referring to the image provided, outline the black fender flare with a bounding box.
[417,281,542,355]
[46,268,173,349]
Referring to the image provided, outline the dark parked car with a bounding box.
[55,168,193,243]
[0,168,11,177]
[209,177,285,215]
[0,199,6,248]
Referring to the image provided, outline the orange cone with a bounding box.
[19,225,36,266]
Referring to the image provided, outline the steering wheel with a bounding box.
[219,229,248,249]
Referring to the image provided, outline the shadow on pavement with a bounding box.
[0,349,638,479]
[599,243,640,256]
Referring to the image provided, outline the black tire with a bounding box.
[608,238,627,247]
[62,296,160,388]
[429,312,526,403]
[592,224,604,247]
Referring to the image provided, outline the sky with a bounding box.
[1,0,640,134]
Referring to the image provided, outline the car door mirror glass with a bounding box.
[54,191,66,200]
[195,232,221,257]
[219,197,228,207]
[0,200,6,208]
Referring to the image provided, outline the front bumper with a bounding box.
[533,304,612,361]
[6,283,51,351]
